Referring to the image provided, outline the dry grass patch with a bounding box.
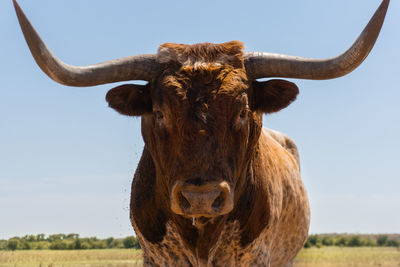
[0,249,142,267]
[294,246,400,267]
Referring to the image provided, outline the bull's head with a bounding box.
[13,0,389,226]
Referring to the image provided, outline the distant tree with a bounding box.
[91,240,106,249]
[80,241,91,249]
[48,234,66,242]
[36,234,46,241]
[110,239,123,249]
[50,240,68,250]
[21,241,31,250]
[308,235,319,246]
[36,243,44,250]
[22,235,36,242]
[89,237,99,242]
[106,237,114,248]
[335,236,348,247]
[303,240,312,248]
[365,237,376,247]
[387,239,399,247]
[123,236,140,249]
[66,233,79,240]
[348,236,362,247]
[73,239,82,250]
[7,239,19,251]
[377,235,388,246]
[322,236,334,246]
[0,240,7,250]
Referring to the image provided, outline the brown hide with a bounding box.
[106,41,309,266]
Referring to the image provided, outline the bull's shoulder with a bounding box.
[258,128,309,266]
[262,128,300,169]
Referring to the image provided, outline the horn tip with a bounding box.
[12,0,21,13]
[370,0,390,34]
[13,0,28,27]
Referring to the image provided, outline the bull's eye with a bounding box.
[240,109,248,119]
[154,111,164,120]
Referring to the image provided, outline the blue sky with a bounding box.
[1,0,399,239]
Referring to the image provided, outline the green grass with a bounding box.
[1,247,399,267]
[294,247,400,267]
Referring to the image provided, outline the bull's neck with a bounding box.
[227,138,272,247]
[148,141,266,260]
[169,209,227,262]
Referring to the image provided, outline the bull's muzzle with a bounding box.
[171,180,233,218]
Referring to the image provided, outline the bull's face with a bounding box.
[106,42,299,224]
[146,63,254,221]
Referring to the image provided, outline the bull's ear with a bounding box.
[253,79,299,114]
[106,84,152,116]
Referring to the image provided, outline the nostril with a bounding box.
[212,192,224,210]
[179,192,191,211]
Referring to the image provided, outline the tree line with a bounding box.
[0,234,140,251]
[304,234,400,248]
[1,233,399,251]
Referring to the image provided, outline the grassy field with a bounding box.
[1,247,399,266]
[0,249,142,267]
[294,247,400,267]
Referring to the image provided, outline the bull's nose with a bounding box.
[170,181,233,217]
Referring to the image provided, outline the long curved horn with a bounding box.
[13,0,158,87]
[245,0,390,80]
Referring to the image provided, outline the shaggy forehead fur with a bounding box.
[157,41,245,69]
[155,41,249,126]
